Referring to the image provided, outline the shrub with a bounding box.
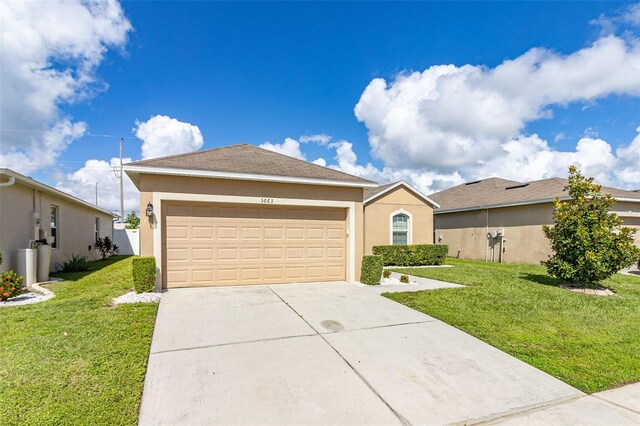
[399,274,409,284]
[382,269,391,279]
[57,254,91,273]
[94,236,120,260]
[543,166,640,287]
[372,244,448,266]
[361,255,384,285]
[1,271,23,301]
[132,257,156,293]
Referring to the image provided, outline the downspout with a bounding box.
[485,208,489,262]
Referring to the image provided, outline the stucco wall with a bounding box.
[435,201,640,264]
[137,174,365,281]
[434,203,554,264]
[0,181,113,272]
[363,186,434,254]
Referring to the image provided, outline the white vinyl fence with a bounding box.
[113,224,140,255]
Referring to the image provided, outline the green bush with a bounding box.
[1,271,23,301]
[399,274,409,283]
[382,269,391,278]
[132,257,156,293]
[57,254,91,273]
[361,255,384,285]
[372,244,448,266]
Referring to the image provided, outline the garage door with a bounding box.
[163,202,347,287]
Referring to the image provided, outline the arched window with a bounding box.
[391,213,410,245]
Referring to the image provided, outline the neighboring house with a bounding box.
[0,168,115,272]
[429,177,640,264]
[124,144,440,289]
[364,181,440,254]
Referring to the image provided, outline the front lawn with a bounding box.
[0,256,158,425]
[387,259,640,394]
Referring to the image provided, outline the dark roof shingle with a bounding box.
[430,177,640,211]
[127,144,375,184]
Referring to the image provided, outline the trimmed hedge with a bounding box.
[361,255,384,285]
[372,244,448,266]
[132,257,156,293]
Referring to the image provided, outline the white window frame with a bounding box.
[389,209,412,245]
[50,205,59,249]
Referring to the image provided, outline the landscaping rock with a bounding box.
[559,285,615,296]
[113,291,162,305]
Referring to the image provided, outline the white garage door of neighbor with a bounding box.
[163,202,347,287]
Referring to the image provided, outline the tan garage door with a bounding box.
[163,202,347,288]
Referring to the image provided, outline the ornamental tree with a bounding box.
[542,166,640,287]
[125,211,140,229]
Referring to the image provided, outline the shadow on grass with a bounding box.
[50,255,132,282]
[520,273,565,287]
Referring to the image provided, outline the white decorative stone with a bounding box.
[113,291,162,305]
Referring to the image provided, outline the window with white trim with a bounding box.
[95,217,100,242]
[392,213,409,245]
[50,205,59,249]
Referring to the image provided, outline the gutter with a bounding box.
[435,194,640,215]
[123,164,379,189]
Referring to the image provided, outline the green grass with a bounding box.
[387,259,640,394]
[0,256,158,425]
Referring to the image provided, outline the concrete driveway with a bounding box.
[139,282,640,425]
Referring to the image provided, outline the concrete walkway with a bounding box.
[140,282,640,425]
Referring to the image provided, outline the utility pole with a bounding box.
[119,137,124,223]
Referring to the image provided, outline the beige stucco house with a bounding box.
[0,168,115,272]
[124,144,439,289]
[430,177,640,264]
[364,181,439,254]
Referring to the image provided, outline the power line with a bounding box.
[0,128,137,139]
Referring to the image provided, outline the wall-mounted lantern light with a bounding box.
[146,202,154,217]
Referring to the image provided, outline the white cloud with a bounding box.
[354,35,640,172]
[259,137,306,160]
[304,129,640,194]
[55,158,139,216]
[299,134,332,145]
[134,115,204,160]
[0,0,131,174]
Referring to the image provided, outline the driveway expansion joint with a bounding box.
[266,285,411,426]
[318,319,435,335]
[150,332,318,355]
[470,394,587,425]
[593,394,640,415]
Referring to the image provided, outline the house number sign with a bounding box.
[260,198,274,204]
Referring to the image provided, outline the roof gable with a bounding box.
[125,144,376,187]
[364,181,440,208]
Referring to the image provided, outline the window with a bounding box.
[392,213,409,245]
[95,217,100,242]
[50,205,59,249]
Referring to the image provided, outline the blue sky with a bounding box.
[2,1,640,213]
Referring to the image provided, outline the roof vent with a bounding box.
[465,180,481,185]
[505,183,529,190]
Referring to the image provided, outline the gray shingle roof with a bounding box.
[127,144,375,185]
[430,177,640,212]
